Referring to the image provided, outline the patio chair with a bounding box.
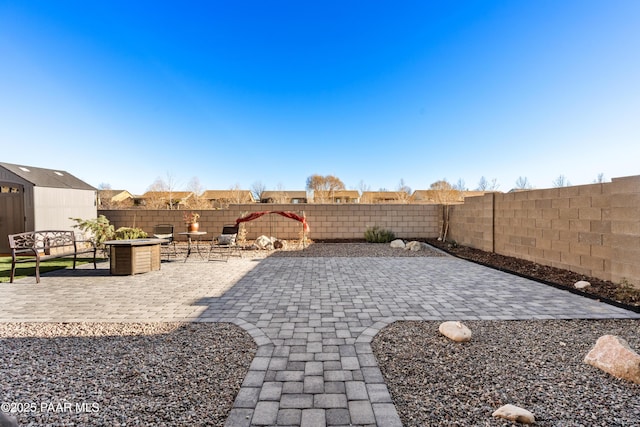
[153,224,177,260]
[208,224,240,262]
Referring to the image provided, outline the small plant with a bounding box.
[364,226,396,243]
[615,279,640,304]
[71,215,115,247]
[298,228,312,248]
[183,211,200,224]
[237,223,247,244]
[114,227,148,240]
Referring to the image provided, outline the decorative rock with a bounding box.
[438,321,472,342]
[254,235,275,250]
[584,335,640,384]
[405,241,426,251]
[574,280,591,289]
[492,404,535,424]
[390,239,405,249]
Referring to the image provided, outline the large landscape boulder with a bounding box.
[584,335,640,384]
[438,321,472,342]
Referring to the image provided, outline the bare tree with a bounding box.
[397,178,411,194]
[593,173,606,183]
[271,183,289,203]
[186,177,203,195]
[98,183,112,190]
[476,176,500,191]
[430,180,461,203]
[306,174,345,203]
[185,177,210,209]
[514,176,533,190]
[145,172,181,209]
[147,177,169,192]
[429,179,462,242]
[395,179,412,203]
[251,181,266,201]
[229,184,248,204]
[453,179,467,191]
[144,177,170,209]
[552,175,571,188]
[356,180,371,195]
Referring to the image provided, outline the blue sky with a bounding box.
[1,0,639,195]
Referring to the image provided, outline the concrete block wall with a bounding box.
[100,203,441,242]
[610,175,640,286]
[446,194,494,252]
[492,183,611,279]
[448,175,639,287]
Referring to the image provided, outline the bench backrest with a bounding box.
[8,230,77,252]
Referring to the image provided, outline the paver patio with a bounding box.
[1,255,638,426]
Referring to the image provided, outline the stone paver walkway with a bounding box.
[1,255,638,426]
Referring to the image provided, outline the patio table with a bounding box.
[104,238,167,275]
[178,231,207,261]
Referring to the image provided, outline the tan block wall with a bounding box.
[447,194,494,252]
[493,184,612,279]
[100,203,441,242]
[610,175,640,286]
[448,175,640,287]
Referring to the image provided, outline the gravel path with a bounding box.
[373,319,640,427]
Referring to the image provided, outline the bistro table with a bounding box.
[178,231,207,261]
[104,238,167,275]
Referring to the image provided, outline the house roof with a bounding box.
[361,191,403,199]
[0,162,96,190]
[329,190,360,198]
[410,190,440,202]
[201,190,255,201]
[98,190,134,201]
[261,191,308,199]
[411,190,488,202]
[138,191,194,200]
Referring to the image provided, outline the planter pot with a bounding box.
[187,222,200,232]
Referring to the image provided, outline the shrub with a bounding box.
[114,227,148,240]
[364,226,396,243]
[71,215,115,246]
[71,216,147,245]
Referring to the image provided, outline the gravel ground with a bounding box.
[269,241,447,257]
[373,319,640,427]
[0,323,256,426]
